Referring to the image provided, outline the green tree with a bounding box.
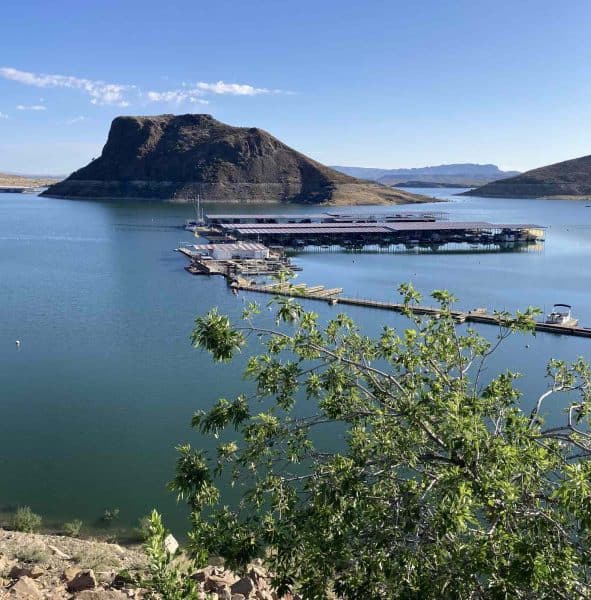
[171,282,591,599]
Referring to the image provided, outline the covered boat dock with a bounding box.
[215,221,545,248]
[204,211,447,226]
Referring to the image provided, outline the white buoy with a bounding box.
[15,340,20,347]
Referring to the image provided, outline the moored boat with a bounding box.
[545,304,578,326]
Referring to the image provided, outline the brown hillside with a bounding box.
[42,114,428,205]
[464,154,591,198]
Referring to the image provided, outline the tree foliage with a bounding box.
[171,282,591,599]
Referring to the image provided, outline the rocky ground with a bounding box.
[0,529,298,599]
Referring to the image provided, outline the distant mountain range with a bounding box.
[331,164,520,187]
[464,154,591,198]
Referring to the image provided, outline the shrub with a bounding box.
[63,519,83,537]
[102,508,120,523]
[172,282,591,598]
[141,510,201,600]
[12,506,42,533]
[135,514,152,542]
[72,546,121,571]
[14,541,49,563]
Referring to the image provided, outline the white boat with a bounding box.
[545,304,578,326]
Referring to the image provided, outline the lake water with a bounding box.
[1,189,590,536]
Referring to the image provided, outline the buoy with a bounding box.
[15,340,20,347]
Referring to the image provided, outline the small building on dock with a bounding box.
[188,242,270,260]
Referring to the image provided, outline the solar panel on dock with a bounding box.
[228,226,395,234]
[219,222,393,230]
[206,211,448,224]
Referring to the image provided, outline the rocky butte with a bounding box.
[464,153,591,198]
[42,114,429,205]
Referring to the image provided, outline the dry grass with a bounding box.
[11,540,50,563]
[71,545,123,571]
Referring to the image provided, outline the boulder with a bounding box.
[44,589,69,600]
[230,577,256,597]
[192,565,216,582]
[6,576,42,599]
[65,568,97,592]
[163,534,179,555]
[8,565,44,580]
[47,544,72,560]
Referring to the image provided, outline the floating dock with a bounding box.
[231,279,591,339]
[177,245,299,277]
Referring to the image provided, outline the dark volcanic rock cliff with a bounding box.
[464,154,591,198]
[43,114,427,205]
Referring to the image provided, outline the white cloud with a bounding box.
[66,116,86,125]
[0,67,132,106]
[16,104,46,111]
[1,67,286,108]
[0,112,7,119]
[145,90,209,105]
[196,81,275,96]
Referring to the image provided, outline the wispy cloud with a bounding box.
[145,90,209,105]
[16,104,46,111]
[0,112,7,119]
[66,116,86,125]
[195,81,278,96]
[0,67,131,106]
[143,80,282,104]
[1,67,287,107]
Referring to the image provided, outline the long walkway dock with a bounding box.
[231,279,591,339]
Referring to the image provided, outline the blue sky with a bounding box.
[1,0,590,174]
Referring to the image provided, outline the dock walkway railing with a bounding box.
[231,279,591,339]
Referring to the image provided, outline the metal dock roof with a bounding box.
[220,221,545,234]
[205,211,447,223]
[227,225,396,235]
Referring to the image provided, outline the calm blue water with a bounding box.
[0,189,590,535]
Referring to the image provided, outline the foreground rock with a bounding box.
[0,529,300,599]
[0,529,146,599]
[42,113,429,205]
[464,153,591,198]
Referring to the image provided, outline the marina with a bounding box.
[177,211,569,337]
[189,212,545,250]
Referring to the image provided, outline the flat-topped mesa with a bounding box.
[42,114,429,205]
[464,154,591,198]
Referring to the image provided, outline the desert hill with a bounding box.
[43,114,428,205]
[464,154,591,198]
[0,172,61,188]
